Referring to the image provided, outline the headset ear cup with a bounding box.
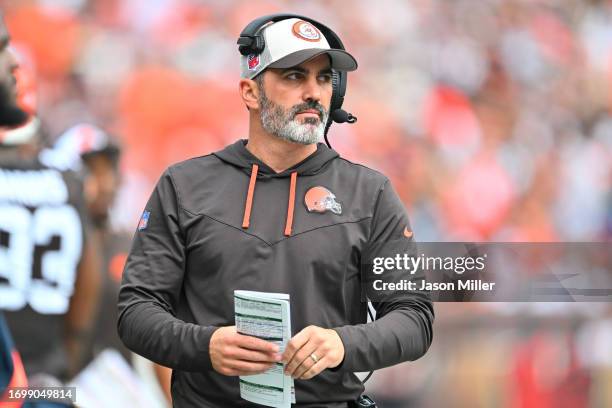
[325,71,348,134]
[238,36,266,56]
[329,71,346,117]
[330,70,342,113]
[325,71,341,136]
[254,36,266,54]
[238,42,251,56]
[331,70,347,113]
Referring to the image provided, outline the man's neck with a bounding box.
[246,121,317,173]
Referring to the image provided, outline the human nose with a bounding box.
[302,74,321,103]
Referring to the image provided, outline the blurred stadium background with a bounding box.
[1,0,610,406]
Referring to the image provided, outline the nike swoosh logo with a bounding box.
[403,227,413,238]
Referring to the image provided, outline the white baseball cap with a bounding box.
[240,18,358,79]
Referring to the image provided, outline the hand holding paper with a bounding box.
[282,325,345,379]
[210,326,281,376]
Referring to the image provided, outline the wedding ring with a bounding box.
[310,353,319,364]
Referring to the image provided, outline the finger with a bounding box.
[292,347,322,379]
[226,359,275,375]
[299,356,328,380]
[282,326,313,364]
[285,340,319,377]
[235,334,280,354]
[228,347,282,363]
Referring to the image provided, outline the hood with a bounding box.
[213,139,339,179]
[212,139,340,237]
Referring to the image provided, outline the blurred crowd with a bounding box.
[0,0,610,407]
[1,0,610,242]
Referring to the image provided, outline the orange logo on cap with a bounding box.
[292,21,321,42]
[305,186,342,214]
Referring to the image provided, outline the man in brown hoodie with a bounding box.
[118,14,434,407]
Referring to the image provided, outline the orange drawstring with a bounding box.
[284,172,298,236]
[242,164,258,229]
[242,165,297,236]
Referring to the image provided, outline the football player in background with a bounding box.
[41,124,129,368]
[41,124,172,405]
[0,13,101,388]
[0,11,35,403]
[79,127,172,405]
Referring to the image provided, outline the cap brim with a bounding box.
[268,49,358,71]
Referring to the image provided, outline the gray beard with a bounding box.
[258,90,328,145]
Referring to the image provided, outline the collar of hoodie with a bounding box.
[213,139,339,236]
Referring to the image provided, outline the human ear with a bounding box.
[239,78,259,110]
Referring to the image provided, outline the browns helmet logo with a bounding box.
[305,186,342,215]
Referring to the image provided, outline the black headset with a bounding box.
[237,13,357,148]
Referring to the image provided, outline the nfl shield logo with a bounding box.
[138,210,150,231]
[247,54,260,70]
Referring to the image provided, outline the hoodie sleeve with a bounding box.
[332,179,434,372]
[117,168,218,371]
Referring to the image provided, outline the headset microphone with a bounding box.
[331,109,357,124]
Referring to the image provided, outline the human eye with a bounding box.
[318,72,332,83]
[285,72,303,81]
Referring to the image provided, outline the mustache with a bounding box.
[290,101,326,120]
